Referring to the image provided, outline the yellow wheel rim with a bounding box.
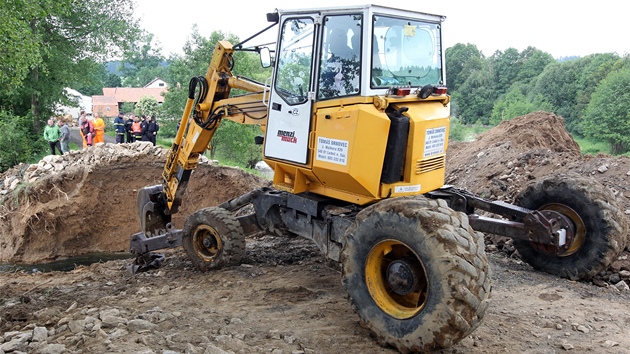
[365,239,428,319]
[192,225,223,262]
[540,203,586,257]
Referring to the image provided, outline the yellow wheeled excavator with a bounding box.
[130,5,628,352]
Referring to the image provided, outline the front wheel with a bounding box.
[513,173,628,280]
[341,196,491,352]
[182,207,245,271]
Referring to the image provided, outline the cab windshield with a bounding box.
[372,15,443,88]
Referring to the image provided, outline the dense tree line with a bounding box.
[446,44,630,154]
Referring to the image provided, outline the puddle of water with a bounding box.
[0,253,133,273]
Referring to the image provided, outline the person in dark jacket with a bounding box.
[140,115,149,142]
[146,116,159,146]
[125,114,134,143]
[114,112,125,143]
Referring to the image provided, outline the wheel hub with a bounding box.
[202,236,217,249]
[386,258,421,295]
[531,204,584,257]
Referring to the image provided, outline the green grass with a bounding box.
[449,121,491,142]
[573,136,611,155]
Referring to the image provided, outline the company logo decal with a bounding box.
[277,130,297,143]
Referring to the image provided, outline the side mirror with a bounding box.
[260,47,272,68]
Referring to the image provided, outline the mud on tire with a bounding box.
[182,206,245,271]
[514,173,628,280]
[341,196,492,353]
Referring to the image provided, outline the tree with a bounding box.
[581,68,630,154]
[0,111,41,173]
[445,43,484,92]
[160,27,270,167]
[0,0,140,132]
[530,54,627,135]
[210,121,262,168]
[0,2,41,91]
[490,85,553,125]
[136,96,160,118]
[450,61,496,125]
[119,33,167,87]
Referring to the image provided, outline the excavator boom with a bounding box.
[135,41,268,239]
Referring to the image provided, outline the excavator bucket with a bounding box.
[136,184,171,237]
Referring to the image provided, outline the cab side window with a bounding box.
[317,14,362,100]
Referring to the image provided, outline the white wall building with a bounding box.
[56,88,93,118]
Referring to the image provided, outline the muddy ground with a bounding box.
[1,111,630,353]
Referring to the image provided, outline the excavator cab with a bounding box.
[264,5,449,205]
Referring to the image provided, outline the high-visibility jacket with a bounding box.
[132,122,142,140]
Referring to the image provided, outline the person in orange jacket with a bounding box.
[131,116,143,142]
[92,113,106,144]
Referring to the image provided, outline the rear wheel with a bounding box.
[514,173,628,280]
[182,206,245,271]
[341,196,491,352]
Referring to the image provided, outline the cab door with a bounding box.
[264,17,316,165]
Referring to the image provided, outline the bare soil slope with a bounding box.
[0,143,269,263]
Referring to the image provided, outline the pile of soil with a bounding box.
[0,142,269,264]
[446,111,630,286]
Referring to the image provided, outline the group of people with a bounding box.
[43,110,161,155]
[114,111,159,146]
[77,110,106,148]
[43,118,70,155]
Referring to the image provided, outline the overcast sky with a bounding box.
[134,0,629,59]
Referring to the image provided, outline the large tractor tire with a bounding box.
[182,206,245,271]
[513,173,628,280]
[341,196,491,353]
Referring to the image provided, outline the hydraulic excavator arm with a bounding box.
[133,41,268,252]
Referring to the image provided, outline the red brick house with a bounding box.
[92,78,168,117]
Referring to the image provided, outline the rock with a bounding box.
[68,319,87,333]
[561,342,574,350]
[100,315,128,328]
[609,273,621,284]
[32,326,48,342]
[597,164,608,173]
[99,308,121,318]
[0,332,31,352]
[127,319,158,332]
[108,328,129,339]
[614,280,629,291]
[602,340,619,348]
[65,301,78,312]
[38,343,66,354]
[202,343,231,354]
[576,325,589,334]
[159,285,170,295]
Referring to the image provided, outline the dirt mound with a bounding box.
[0,143,270,263]
[446,111,630,285]
[447,111,629,208]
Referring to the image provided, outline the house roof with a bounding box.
[102,87,166,103]
[143,77,168,88]
[92,95,118,105]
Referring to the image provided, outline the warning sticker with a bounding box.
[395,185,421,193]
[424,126,446,157]
[316,137,349,165]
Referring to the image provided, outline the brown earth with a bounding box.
[1,112,630,354]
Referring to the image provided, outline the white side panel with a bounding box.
[264,105,311,164]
